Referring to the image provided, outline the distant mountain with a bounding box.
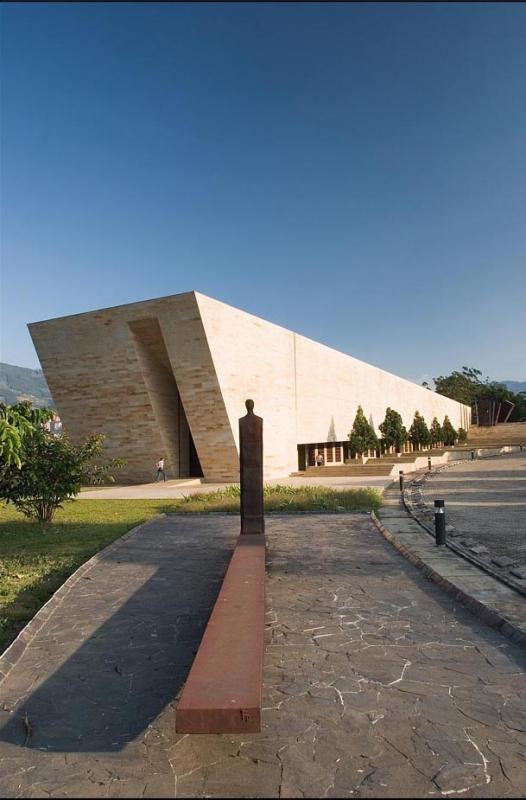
[504,381,526,394]
[0,362,54,407]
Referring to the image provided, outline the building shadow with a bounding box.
[0,516,237,753]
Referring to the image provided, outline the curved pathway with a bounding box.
[422,452,526,578]
[0,513,525,797]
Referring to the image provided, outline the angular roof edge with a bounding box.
[27,290,198,327]
[27,290,471,410]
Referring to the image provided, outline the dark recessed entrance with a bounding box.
[178,396,203,478]
[128,318,205,481]
[188,433,203,478]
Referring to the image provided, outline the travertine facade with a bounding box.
[29,292,471,483]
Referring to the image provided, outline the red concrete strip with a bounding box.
[175,533,265,734]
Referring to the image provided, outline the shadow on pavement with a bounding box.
[0,517,237,753]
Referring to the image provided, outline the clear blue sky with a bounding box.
[1,2,525,384]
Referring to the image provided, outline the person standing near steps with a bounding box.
[156,457,166,482]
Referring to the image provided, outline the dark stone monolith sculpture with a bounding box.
[239,399,264,535]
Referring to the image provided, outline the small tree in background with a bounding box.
[457,427,468,444]
[348,406,379,458]
[379,408,407,454]
[408,411,431,450]
[442,416,457,446]
[430,417,443,448]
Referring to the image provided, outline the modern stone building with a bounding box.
[29,292,471,483]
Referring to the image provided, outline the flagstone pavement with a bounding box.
[0,513,525,798]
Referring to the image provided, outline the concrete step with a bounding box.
[299,464,395,477]
[467,422,526,445]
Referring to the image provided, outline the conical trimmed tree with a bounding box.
[379,407,407,454]
[408,411,431,450]
[442,416,457,446]
[348,406,379,458]
[430,417,443,448]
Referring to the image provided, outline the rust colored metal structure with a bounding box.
[174,533,265,733]
[474,396,515,426]
[239,399,264,535]
[175,400,265,734]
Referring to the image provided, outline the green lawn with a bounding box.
[0,486,381,654]
[0,499,174,654]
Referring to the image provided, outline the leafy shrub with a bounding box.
[1,430,125,522]
[0,402,53,469]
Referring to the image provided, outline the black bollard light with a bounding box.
[434,499,446,546]
[399,470,404,492]
[471,450,475,460]
[427,456,432,472]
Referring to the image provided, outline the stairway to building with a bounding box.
[297,463,394,477]
[466,422,526,447]
[295,451,447,478]
[291,427,525,479]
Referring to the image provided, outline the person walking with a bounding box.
[156,457,166,482]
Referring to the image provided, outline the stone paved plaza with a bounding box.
[1,514,526,797]
[422,453,526,569]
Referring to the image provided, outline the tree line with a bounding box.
[348,406,465,458]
